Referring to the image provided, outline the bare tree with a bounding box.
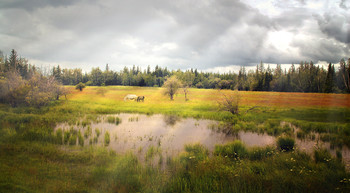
[163,76,182,100]
[217,90,241,115]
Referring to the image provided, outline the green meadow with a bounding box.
[1,86,350,192]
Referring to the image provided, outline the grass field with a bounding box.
[0,86,350,192]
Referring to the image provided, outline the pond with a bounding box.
[55,113,350,167]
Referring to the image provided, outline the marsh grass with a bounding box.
[104,131,110,146]
[214,140,248,159]
[84,125,92,138]
[55,128,63,144]
[0,86,350,192]
[78,130,84,146]
[95,128,100,138]
[277,136,295,151]
[107,116,121,125]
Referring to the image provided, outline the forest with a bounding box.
[1,49,350,96]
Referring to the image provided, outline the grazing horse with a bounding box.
[124,94,138,101]
[137,96,145,102]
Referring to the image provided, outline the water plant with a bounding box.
[78,130,84,146]
[107,116,121,125]
[95,128,100,138]
[55,128,63,144]
[84,126,92,138]
[277,136,295,151]
[104,131,110,146]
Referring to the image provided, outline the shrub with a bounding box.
[277,136,295,151]
[75,82,86,91]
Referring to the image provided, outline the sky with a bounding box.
[0,0,349,73]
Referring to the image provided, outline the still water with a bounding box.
[55,113,350,167]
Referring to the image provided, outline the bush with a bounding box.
[75,82,86,91]
[277,136,295,151]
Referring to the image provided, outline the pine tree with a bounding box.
[324,63,335,93]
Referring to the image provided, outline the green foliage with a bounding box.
[55,128,63,144]
[84,126,92,138]
[75,82,85,91]
[277,136,295,151]
[214,140,248,159]
[106,116,121,125]
[180,143,209,166]
[162,76,182,100]
[95,128,100,138]
[78,130,84,146]
[64,130,70,145]
[104,131,110,146]
[69,133,77,145]
[248,146,275,161]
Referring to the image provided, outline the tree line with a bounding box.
[51,59,350,94]
[1,49,350,96]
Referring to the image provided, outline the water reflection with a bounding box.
[54,113,350,168]
[163,115,181,126]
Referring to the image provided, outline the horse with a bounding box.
[137,96,145,102]
[124,94,138,101]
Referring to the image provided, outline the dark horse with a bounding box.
[137,96,145,102]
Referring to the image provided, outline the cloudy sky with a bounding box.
[0,0,349,72]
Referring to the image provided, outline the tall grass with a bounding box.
[104,131,110,146]
[214,140,248,159]
[276,136,295,151]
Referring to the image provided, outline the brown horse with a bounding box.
[137,96,145,102]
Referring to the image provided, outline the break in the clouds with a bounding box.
[0,0,349,72]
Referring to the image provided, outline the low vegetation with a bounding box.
[0,84,349,192]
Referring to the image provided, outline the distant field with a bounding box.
[69,86,350,108]
[59,86,350,124]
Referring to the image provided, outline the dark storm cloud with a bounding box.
[0,0,349,72]
[316,13,350,44]
[0,0,81,11]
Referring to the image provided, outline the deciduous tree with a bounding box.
[163,76,182,100]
